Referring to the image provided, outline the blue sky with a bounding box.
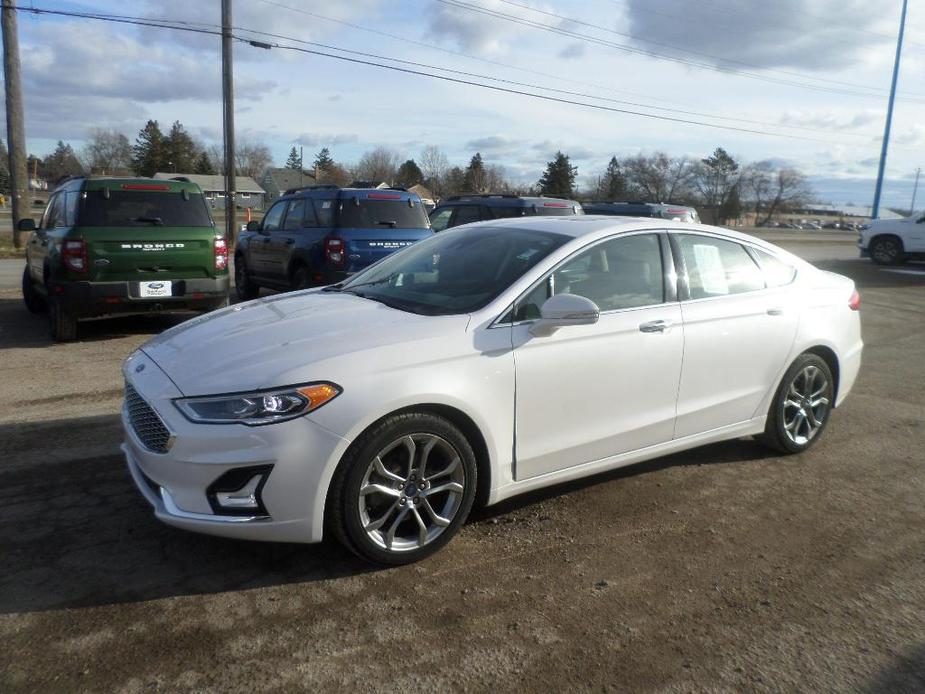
[5,0,924,208]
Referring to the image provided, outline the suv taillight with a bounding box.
[848,289,861,311]
[325,237,345,269]
[62,239,88,273]
[214,236,228,271]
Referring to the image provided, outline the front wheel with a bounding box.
[869,236,905,265]
[328,413,478,565]
[759,354,834,454]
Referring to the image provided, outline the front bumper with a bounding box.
[55,275,230,317]
[121,352,350,543]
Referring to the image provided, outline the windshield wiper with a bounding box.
[130,216,164,225]
[321,282,346,292]
[340,274,398,293]
[349,291,416,313]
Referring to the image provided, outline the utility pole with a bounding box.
[911,167,921,214]
[300,145,303,187]
[871,0,908,220]
[2,0,29,249]
[221,0,236,243]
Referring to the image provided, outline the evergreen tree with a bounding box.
[601,156,626,200]
[193,150,215,175]
[538,151,577,197]
[132,120,168,177]
[395,159,423,188]
[285,146,302,170]
[0,138,10,193]
[164,121,198,173]
[313,147,334,173]
[43,141,84,182]
[463,152,486,192]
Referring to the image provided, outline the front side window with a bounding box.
[261,201,286,231]
[753,248,796,287]
[338,227,569,315]
[678,234,765,299]
[429,207,453,232]
[40,194,58,229]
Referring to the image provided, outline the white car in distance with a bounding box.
[858,212,925,265]
[122,217,863,564]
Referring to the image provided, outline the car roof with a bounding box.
[440,195,580,207]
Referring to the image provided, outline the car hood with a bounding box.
[140,291,470,396]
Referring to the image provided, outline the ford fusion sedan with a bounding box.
[122,217,863,565]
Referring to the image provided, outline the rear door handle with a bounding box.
[767,307,784,316]
[639,319,673,333]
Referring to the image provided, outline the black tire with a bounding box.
[48,295,78,342]
[22,266,47,313]
[869,235,906,266]
[327,412,478,565]
[203,296,230,313]
[758,353,834,454]
[291,265,311,291]
[234,255,259,301]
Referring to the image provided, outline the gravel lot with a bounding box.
[1,237,924,693]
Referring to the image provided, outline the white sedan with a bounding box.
[122,217,863,564]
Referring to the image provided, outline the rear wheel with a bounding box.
[48,295,78,342]
[759,354,834,454]
[869,235,905,265]
[234,255,259,301]
[291,265,311,291]
[328,412,477,565]
[22,266,47,313]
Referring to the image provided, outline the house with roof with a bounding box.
[261,168,317,204]
[153,172,266,210]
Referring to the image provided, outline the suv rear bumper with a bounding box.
[52,276,230,317]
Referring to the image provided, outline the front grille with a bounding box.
[125,382,172,453]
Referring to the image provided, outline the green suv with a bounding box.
[20,177,230,341]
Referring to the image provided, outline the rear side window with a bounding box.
[336,198,429,229]
[753,248,796,287]
[283,198,305,230]
[452,205,482,226]
[678,234,765,299]
[489,206,525,220]
[532,202,580,217]
[79,191,212,227]
[315,199,334,227]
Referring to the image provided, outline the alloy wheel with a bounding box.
[358,433,465,552]
[872,239,899,264]
[782,364,831,446]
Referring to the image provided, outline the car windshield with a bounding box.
[336,198,429,229]
[337,226,569,315]
[79,191,212,227]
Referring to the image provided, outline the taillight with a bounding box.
[214,236,228,271]
[848,289,861,311]
[62,239,88,273]
[325,237,345,268]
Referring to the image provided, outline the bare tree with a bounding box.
[420,145,449,196]
[82,128,133,174]
[759,166,812,224]
[235,139,273,179]
[355,146,401,184]
[623,152,694,202]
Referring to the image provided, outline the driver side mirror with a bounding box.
[246,220,261,232]
[530,293,600,337]
[17,218,36,232]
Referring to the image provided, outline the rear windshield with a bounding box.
[336,198,429,229]
[78,191,213,227]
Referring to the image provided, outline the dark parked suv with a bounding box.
[235,186,433,299]
[429,194,583,232]
[581,202,700,223]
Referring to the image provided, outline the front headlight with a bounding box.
[175,382,341,425]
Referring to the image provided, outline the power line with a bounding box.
[493,0,909,95]
[437,0,925,103]
[10,5,882,145]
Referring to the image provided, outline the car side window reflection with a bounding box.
[678,234,765,299]
[429,207,453,232]
[261,201,286,231]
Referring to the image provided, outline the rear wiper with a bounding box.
[130,216,164,225]
[375,220,397,227]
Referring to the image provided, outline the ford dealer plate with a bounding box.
[139,281,172,298]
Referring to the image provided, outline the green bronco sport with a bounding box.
[20,177,230,341]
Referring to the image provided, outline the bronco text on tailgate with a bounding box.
[233,185,433,300]
[20,177,230,341]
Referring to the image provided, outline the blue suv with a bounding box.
[429,194,583,232]
[235,185,433,299]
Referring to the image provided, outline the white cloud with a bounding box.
[295,132,359,146]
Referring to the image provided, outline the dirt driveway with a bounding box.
[1,247,924,692]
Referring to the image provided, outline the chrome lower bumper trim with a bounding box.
[159,487,271,524]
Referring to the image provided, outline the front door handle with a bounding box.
[639,319,673,333]
[767,307,784,316]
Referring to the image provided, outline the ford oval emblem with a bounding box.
[149,282,164,290]
[135,363,146,373]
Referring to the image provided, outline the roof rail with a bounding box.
[283,183,341,195]
[445,193,521,201]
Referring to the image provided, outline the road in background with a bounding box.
[1,237,924,692]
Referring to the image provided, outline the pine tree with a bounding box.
[193,150,215,175]
[538,151,577,197]
[132,120,168,177]
[463,152,486,192]
[164,121,198,173]
[395,159,423,188]
[313,147,334,173]
[601,156,625,200]
[43,141,84,182]
[285,146,302,170]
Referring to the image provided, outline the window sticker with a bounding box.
[321,201,332,209]
[693,243,728,295]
